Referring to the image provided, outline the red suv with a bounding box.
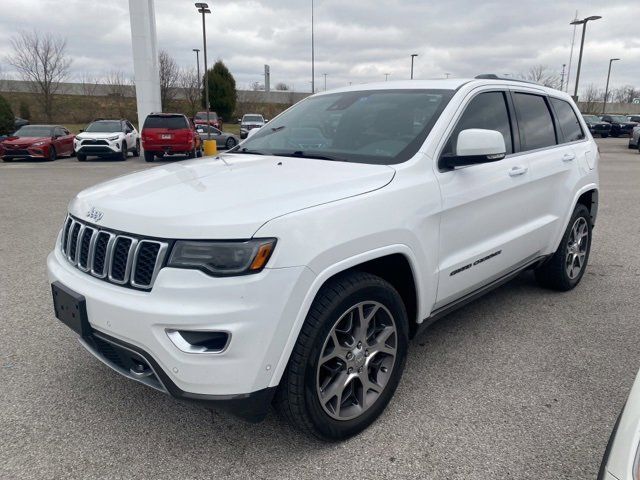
[141,113,202,162]
[193,111,222,130]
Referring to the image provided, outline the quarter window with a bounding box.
[550,98,584,143]
[442,91,513,157]
[513,93,557,151]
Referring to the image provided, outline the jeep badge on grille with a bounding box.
[86,207,104,222]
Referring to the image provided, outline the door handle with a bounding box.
[562,153,576,162]
[508,166,528,177]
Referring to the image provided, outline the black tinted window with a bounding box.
[443,91,513,156]
[550,98,584,143]
[513,93,556,151]
[143,115,188,130]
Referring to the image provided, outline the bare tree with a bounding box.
[274,82,290,91]
[522,65,561,89]
[6,30,71,121]
[179,68,201,116]
[611,85,640,104]
[105,71,132,117]
[78,73,101,97]
[251,81,264,91]
[580,84,603,114]
[159,50,179,110]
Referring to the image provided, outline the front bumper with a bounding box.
[47,242,315,418]
[75,139,122,156]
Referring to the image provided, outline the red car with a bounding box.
[193,111,222,130]
[1,124,74,161]
[141,113,202,162]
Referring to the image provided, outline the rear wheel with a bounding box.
[144,150,154,162]
[132,139,140,157]
[275,272,409,440]
[535,204,592,291]
[187,147,196,159]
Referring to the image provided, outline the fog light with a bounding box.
[166,329,230,353]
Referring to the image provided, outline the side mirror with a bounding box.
[237,118,242,124]
[247,128,261,139]
[264,119,269,123]
[441,129,506,169]
[79,129,84,133]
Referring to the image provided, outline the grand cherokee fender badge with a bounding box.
[450,250,502,276]
[86,207,104,222]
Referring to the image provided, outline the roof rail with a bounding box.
[474,74,541,86]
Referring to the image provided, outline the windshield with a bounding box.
[85,121,122,133]
[234,89,453,165]
[243,115,264,123]
[195,112,218,120]
[13,126,53,137]
[609,115,628,123]
[582,115,599,122]
[143,115,188,130]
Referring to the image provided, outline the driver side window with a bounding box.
[442,91,514,157]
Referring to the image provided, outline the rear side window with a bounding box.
[550,98,584,143]
[442,91,514,156]
[513,93,556,151]
[143,115,188,130]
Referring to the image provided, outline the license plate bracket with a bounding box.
[51,282,91,337]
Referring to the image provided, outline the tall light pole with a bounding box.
[570,15,602,100]
[192,48,201,108]
[410,54,418,79]
[560,63,566,91]
[311,0,315,93]
[384,73,390,81]
[603,58,620,114]
[195,3,211,140]
[323,73,327,91]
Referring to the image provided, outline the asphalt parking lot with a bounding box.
[1,138,639,479]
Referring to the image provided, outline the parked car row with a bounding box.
[1,111,243,162]
[582,114,639,138]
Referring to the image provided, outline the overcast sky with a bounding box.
[0,0,637,95]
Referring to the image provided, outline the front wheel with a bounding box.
[535,204,592,291]
[117,141,127,161]
[76,152,87,162]
[47,146,56,162]
[601,133,608,138]
[275,272,409,440]
[225,137,237,149]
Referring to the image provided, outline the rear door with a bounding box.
[434,89,539,306]
[524,94,587,251]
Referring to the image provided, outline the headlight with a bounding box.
[107,135,120,141]
[32,141,46,147]
[168,238,276,276]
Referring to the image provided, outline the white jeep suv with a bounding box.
[74,119,140,161]
[47,77,599,440]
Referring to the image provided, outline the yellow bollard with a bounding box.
[203,139,217,156]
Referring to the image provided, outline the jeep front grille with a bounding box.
[60,216,168,290]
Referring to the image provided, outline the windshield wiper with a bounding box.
[230,147,265,155]
[272,151,346,162]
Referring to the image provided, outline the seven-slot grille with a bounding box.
[60,216,168,290]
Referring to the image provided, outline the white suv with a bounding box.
[74,119,140,161]
[47,77,599,440]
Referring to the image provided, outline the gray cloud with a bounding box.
[0,0,637,95]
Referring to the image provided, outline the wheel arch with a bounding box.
[268,245,423,388]
[550,184,598,254]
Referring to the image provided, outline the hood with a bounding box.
[69,154,396,239]
[2,136,49,146]
[76,132,120,140]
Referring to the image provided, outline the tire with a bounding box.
[601,133,608,138]
[187,147,196,159]
[196,147,203,158]
[132,140,140,157]
[47,146,56,162]
[535,204,592,291]
[628,142,635,149]
[117,141,127,161]
[275,271,409,440]
[144,150,154,163]
[225,137,237,149]
[76,152,87,162]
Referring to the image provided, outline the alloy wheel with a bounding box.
[565,217,589,279]
[316,301,397,421]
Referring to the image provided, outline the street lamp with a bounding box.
[410,54,418,79]
[311,0,315,93]
[192,48,201,107]
[384,73,390,81]
[570,15,602,99]
[603,58,620,114]
[195,3,211,140]
[323,73,328,91]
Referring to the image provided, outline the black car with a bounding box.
[600,114,636,137]
[626,115,640,124]
[582,115,611,138]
